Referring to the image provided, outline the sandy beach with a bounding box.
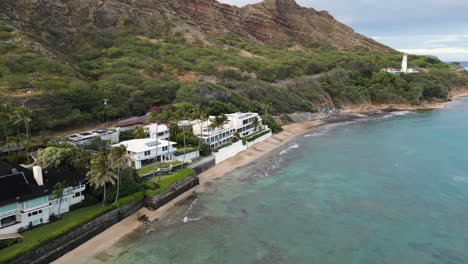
[53,119,326,264]
[53,92,467,264]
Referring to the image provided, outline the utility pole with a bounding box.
[103,99,109,125]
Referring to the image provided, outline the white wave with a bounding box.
[453,176,468,182]
[145,228,155,234]
[304,121,357,138]
[304,129,329,137]
[279,143,300,155]
[183,216,201,223]
[186,198,198,212]
[382,111,412,118]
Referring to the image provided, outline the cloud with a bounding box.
[398,48,468,61]
[372,33,468,61]
[219,0,468,61]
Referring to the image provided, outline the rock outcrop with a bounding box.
[1,0,392,51]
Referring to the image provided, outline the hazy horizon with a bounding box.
[219,0,468,61]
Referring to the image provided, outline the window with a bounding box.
[28,210,43,217]
[162,146,168,151]
[74,192,81,198]
[0,204,17,217]
[23,197,48,209]
[243,119,249,125]
[144,150,151,156]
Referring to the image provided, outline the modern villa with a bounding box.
[144,123,170,141]
[112,138,177,169]
[0,161,86,235]
[192,112,265,149]
[67,129,120,146]
[226,112,265,137]
[192,119,234,149]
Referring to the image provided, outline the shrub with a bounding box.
[174,147,198,156]
[247,130,270,142]
[0,237,23,250]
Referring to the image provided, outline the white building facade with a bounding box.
[0,165,86,235]
[144,123,170,141]
[68,129,120,146]
[192,119,234,149]
[192,112,266,149]
[113,138,177,169]
[226,112,265,138]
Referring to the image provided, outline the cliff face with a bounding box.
[1,0,392,52]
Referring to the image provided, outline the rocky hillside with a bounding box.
[0,0,465,135]
[1,0,391,51]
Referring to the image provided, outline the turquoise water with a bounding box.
[91,98,468,264]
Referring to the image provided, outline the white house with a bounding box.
[0,162,86,235]
[192,119,234,149]
[192,112,266,149]
[382,67,401,74]
[113,138,177,169]
[68,129,120,146]
[144,123,170,141]
[226,112,265,138]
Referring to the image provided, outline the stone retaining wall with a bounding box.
[6,200,143,264]
[6,154,216,264]
[145,174,200,210]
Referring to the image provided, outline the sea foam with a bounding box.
[279,143,299,155]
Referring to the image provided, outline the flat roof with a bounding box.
[68,129,116,142]
[112,138,176,153]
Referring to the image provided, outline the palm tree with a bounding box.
[0,104,13,153]
[209,114,228,149]
[177,104,193,165]
[251,116,260,132]
[149,108,168,182]
[260,103,272,126]
[52,181,66,219]
[8,136,20,153]
[193,105,208,155]
[87,149,117,207]
[109,145,129,203]
[12,106,32,139]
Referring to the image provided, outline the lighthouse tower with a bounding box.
[401,54,408,73]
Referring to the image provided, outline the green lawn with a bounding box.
[0,205,103,262]
[174,147,198,156]
[0,191,145,263]
[137,160,183,175]
[145,168,196,196]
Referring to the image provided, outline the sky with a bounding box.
[218,0,468,61]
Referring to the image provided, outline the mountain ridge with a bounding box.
[1,0,393,52]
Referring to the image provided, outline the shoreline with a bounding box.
[53,94,467,264]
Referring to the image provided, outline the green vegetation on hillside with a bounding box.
[0,17,467,136]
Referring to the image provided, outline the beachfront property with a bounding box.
[144,123,170,141]
[112,138,177,169]
[0,161,86,235]
[192,112,266,149]
[382,54,420,74]
[192,119,234,149]
[67,129,120,146]
[226,112,265,137]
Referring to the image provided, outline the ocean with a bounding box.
[90,98,468,264]
[461,62,468,70]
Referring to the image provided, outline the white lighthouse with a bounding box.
[401,54,408,73]
[382,54,419,74]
